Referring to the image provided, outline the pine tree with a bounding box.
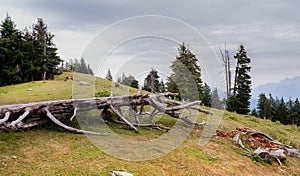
[0,15,61,85]
[0,14,17,38]
[87,64,93,75]
[257,93,270,119]
[277,97,288,124]
[286,98,294,125]
[227,45,251,114]
[158,79,166,93]
[80,57,88,73]
[0,14,19,85]
[251,109,258,117]
[143,68,160,93]
[211,88,222,109]
[123,75,139,88]
[32,18,61,80]
[268,94,277,121]
[166,43,203,101]
[117,73,139,88]
[202,83,211,107]
[106,69,113,81]
[72,58,93,75]
[293,98,300,126]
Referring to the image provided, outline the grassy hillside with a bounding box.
[0,73,300,175]
[0,72,145,105]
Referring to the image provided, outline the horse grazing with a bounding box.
[64,76,73,81]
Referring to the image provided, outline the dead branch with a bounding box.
[109,105,138,132]
[0,112,10,125]
[10,109,30,129]
[44,108,106,135]
[70,106,78,121]
[217,127,300,164]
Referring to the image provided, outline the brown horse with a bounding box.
[64,76,73,81]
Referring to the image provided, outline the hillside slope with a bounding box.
[0,73,300,175]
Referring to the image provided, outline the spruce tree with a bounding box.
[0,14,17,38]
[32,18,61,79]
[277,97,288,124]
[287,98,294,125]
[202,83,211,107]
[211,88,222,109]
[87,64,94,75]
[117,73,139,88]
[159,79,166,93]
[293,98,300,126]
[143,68,160,93]
[227,45,251,114]
[268,94,277,121]
[106,69,113,81]
[0,15,61,85]
[166,43,203,101]
[257,93,270,119]
[251,109,258,117]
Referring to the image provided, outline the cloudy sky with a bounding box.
[1,0,299,89]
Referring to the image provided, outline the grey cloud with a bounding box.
[1,0,300,88]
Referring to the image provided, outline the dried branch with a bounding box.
[44,108,107,135]
[10,109,30,128]
[109,105,138,132]
[0,112,10,125]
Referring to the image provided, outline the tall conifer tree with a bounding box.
[166,43,203,101]
[227,45,251,114]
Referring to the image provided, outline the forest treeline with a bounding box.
[0,15,94,86]
[253,93,300,126]
[0,15,61,86]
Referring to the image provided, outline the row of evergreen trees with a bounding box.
[117,73,139,89]
[105,43,224,109]
[253,93,300,126]
[61,58,93,75]
[0,14,61,86]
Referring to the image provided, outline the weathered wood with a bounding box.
[70,106,78,121]
[164,99,213,115]
[0,112,10,125]
[44,108,107,135]
[109,105,138,132]
[0,92,212,133]
[10,109,30,128]
[217,127,300,163]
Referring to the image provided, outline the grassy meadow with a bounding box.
[0,72,300,175]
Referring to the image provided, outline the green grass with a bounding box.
[1,72,300,175]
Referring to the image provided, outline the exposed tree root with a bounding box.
[216,127,300,164]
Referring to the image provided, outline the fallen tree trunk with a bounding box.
[0,92,212,134]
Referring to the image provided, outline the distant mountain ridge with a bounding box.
[250,76,300,110]
[252,76,300,100]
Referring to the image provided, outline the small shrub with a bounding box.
[252,154,263,163]
[95,91,111,97]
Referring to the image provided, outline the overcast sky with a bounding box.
[1,0,299,89]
